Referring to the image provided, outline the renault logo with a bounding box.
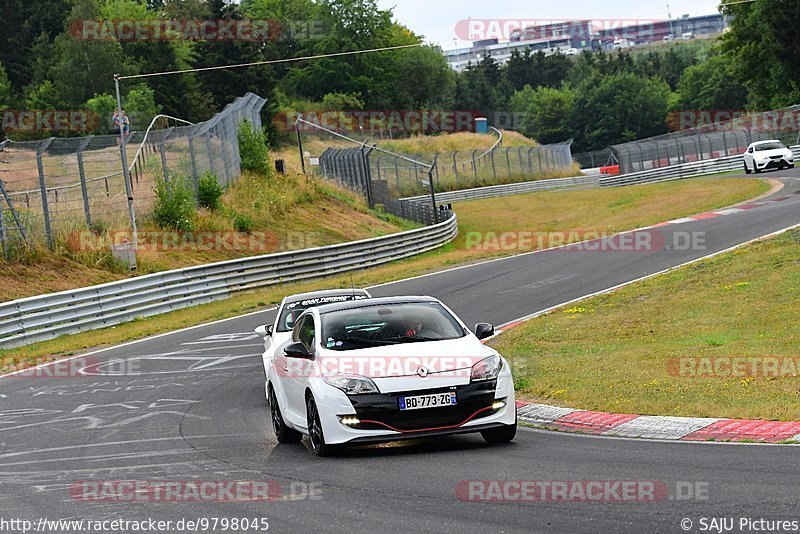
[416,366,430,378]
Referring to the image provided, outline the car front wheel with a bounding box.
[269,385,302,443]
[306,394,338,456]
[744,162,751,175]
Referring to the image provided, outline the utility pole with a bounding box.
[114,74,139,248]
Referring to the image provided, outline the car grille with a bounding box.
[348,381,498,432]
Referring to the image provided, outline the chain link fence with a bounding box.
[291,117,574,224]
[0,93,265,256]
[612,106,800,174]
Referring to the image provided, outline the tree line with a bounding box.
[0,0,797,151]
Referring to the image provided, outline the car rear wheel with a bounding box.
[481,422,517,444]
[306,394,338,456]
[269,385,302,443]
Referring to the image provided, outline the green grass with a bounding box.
[0,177,770,374]
[491,229,800,421]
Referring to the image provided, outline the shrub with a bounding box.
[238,120,271,174]
[153,176,196,232]
[233,213,253,233]
[198,172,223,211]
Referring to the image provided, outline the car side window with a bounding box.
[298,316,316,351]
[748,147,753,153]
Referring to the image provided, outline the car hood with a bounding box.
[316,337,498,393]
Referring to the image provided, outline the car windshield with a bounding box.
[321,302,467,351]
[276,294,368,332]
[754,142,785,151]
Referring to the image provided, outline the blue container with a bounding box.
[474,117,489,134]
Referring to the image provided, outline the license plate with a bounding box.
[398,392,457,411]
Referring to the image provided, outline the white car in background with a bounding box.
[255,289,371,391]
[262,296,517,456]
[743,140,795,174]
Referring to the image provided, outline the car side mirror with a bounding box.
[474,323,495,340]
[284,342,313,359]
[255,325,273,337]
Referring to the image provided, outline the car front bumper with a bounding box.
[313,368,517,445]
[755,157,793,170]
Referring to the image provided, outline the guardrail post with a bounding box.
[36,138,54,249]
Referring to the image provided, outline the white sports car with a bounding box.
[743,140,795,174]
[260,296,517,456]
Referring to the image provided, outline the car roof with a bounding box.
[313,295,440,315]
[282,288,370,306]
[751,140,782,145]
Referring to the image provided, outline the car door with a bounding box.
[283,314,318,423]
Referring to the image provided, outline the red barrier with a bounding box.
[600,165,620,175]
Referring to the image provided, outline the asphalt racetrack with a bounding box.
[2,172,800,533]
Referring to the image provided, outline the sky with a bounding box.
[376,0,722,50]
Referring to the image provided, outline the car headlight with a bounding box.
[323,374,380,395]
[471,355,502,382]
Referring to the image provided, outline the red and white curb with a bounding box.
[650,191,800,228]
[516,402,800,443]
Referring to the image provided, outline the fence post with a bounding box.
[428,162,439,224]
[490,149,497,180]
[159,143,170,185]
[452,151,459,185]
[505,147,512,178]
[527,148,534,173]
[394,158,400,190]
[76,151,92,227]
[472,150,478,181]
[0,204,6,258]
[433,153,440,188]
[188,135,200,199]
[36,138,54,249]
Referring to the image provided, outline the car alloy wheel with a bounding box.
[306,394,336,456]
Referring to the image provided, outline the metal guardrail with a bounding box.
[0,214,458,348]
[401,174,599,204]
[600,145,800,187]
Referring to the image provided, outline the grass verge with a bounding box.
[0,177,769,372]
[491,229,800,421]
